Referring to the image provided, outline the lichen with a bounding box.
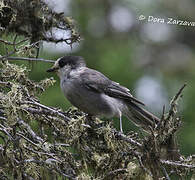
[0,61,194,179]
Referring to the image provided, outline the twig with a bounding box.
[43,37,76,44]
[160,159,195,169]
[161,166,171,180]
[1,56,54,63]
[171,84,187,104]
[17,119,44,143]
[103,168,128,180]
[0,41,41,60]
[23,101,70,121]
[13,35,18,51]
[54,143,70,147]
[0,124,13,141]
[166,84,186,126]
[137,155,153,177]
[0,116,6,120]
[24,146,60,161]
[23,158,76,180]
[114,131,142,147]
[156,105,166,129]
[161,105,166,121]
[16,132,40,147]
[0,38,29,46]
[1,50,16,59]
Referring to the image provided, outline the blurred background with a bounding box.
[17,0,195,155]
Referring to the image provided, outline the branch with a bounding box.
[0,41,41,59]
[0,56,55,63]
[0,60,194,179]
[23,158,76,180]
[17,119,44,143]
[167,83,187,120]
[0,38,29,46]
[1,0,80,46]
[171,83,187,103]
[114,130,143,147]
[160,159,195,169]
[103,168,128,180]
[23,101,70,122]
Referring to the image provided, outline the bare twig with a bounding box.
[13,35,18,51]
[167,84,186,119]
[0,38,29,46]
[0,41,41,60]
[160,159,195,169]
[161,166,171,180]
[1,56,54,63]
[171,84,187,104]
[43,37,79,45]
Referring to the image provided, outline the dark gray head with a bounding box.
[47,56,86,72]
[58,56,86,69]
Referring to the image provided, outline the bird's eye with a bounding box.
[58,59,66,68]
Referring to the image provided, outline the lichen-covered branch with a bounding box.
[0,0,194,178]
[0,0,80,59]
[0,60,194,179]
[0,0,80,44]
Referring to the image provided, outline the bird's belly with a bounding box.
[69,92,116,117]
[61,81,120,117]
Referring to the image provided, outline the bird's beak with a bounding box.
[46,65,59,73]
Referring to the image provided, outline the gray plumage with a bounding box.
[47,56,160,132]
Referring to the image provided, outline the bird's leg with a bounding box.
[119,111,123,133]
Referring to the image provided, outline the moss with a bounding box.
[0,61,194,179]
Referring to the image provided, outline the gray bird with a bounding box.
[47,56,160,133]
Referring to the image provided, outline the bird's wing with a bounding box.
[81,68,145,106]
[106,81,145,105]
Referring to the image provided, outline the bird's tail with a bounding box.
[124,101,160,133]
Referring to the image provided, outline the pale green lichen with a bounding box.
[0,61,194,179]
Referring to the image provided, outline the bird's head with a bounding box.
[47,56,86,77]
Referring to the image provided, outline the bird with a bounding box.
[47,55,160,133]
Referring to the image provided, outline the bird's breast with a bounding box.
[60,77,74,97]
